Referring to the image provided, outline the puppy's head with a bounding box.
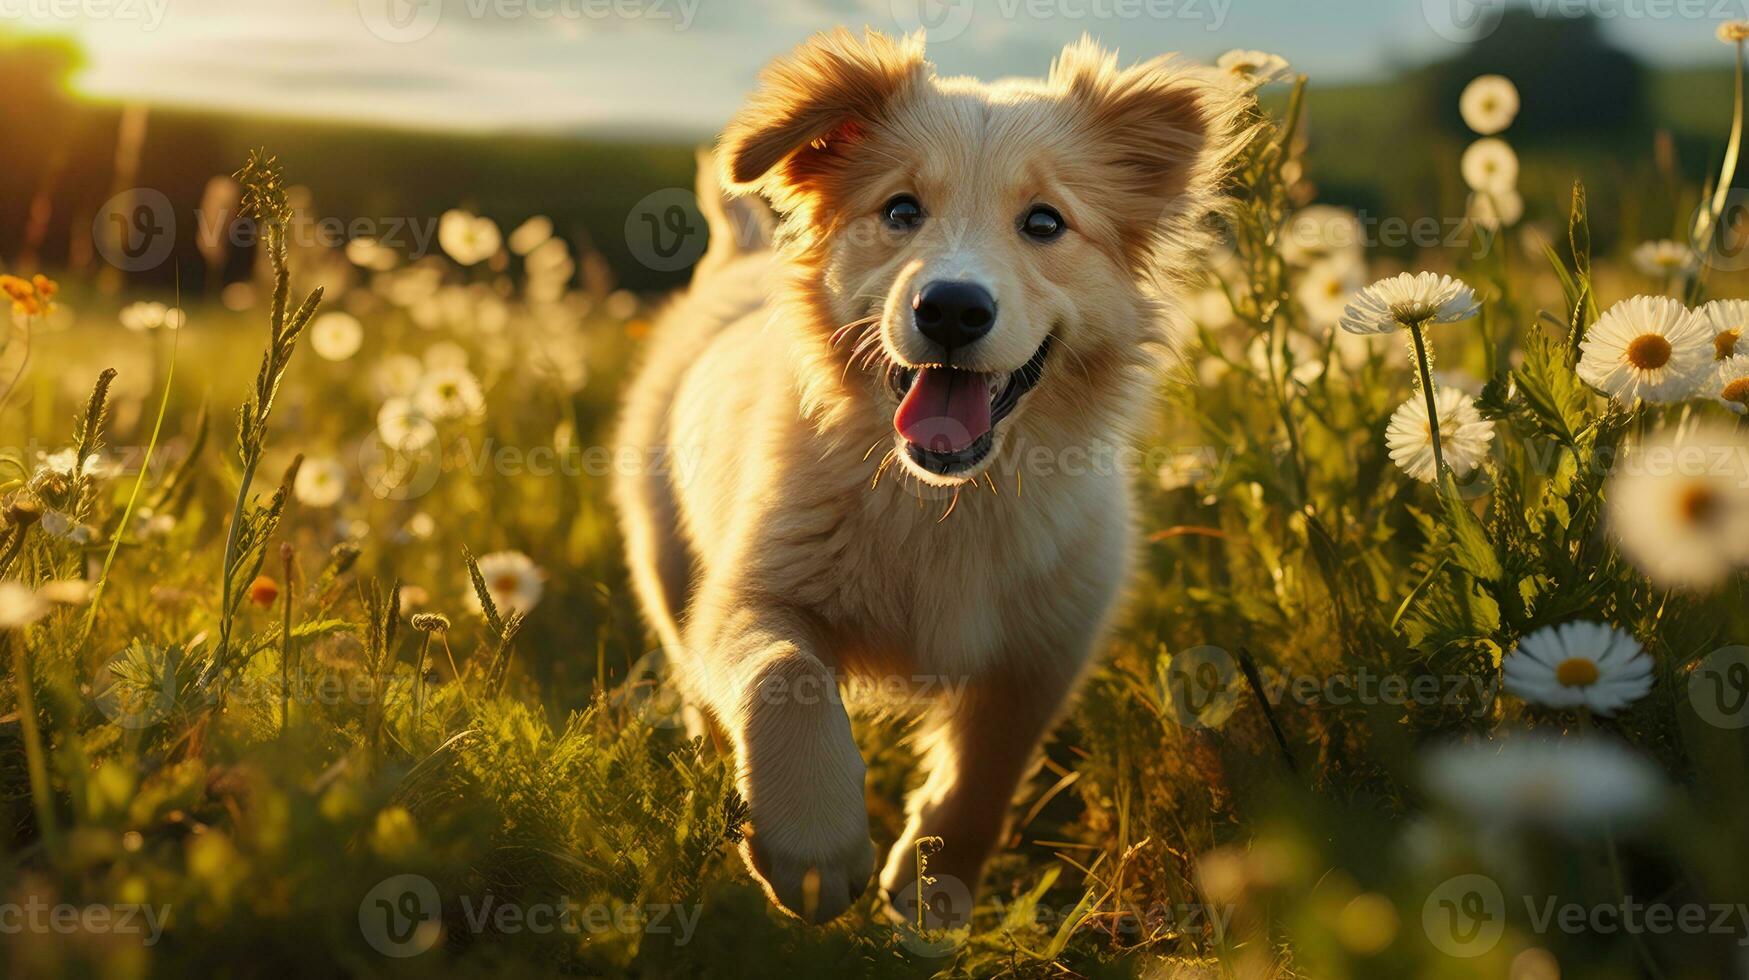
[720,30,1249,487]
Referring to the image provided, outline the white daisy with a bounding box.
[1502,622,1653,715]
[344,237,400,272]
[508,216,554,256]
[373,354,425,398]
[1423,735,1666,835]
[1608,423,1749,588]
[1295,257,1365,328]
[1459,75,1520,136]
[1466,188,1524,231]
[308,312,364,362]
[437,209,501,267]
[1280,205,1365,267]
[1716,354,1749,414]
[471,550,544,616]
[1215,49,1291,89]
[0,581,48,630]
[118,301,167,332]
[1576,296,1712,404]
[413,366,485,421]
[1630,240,1698,280]
[293,457,347,508]
[423,341,471,372]
[1339,272,1479,335]
[1460,138,1518,194]
[1696,298,1748,363]
[1385,388,1496,483]
[377,398,438,452]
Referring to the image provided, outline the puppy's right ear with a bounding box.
[718,29,926,205]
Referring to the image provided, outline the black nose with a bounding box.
[912,281,996,351]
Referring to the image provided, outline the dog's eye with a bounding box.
[1021,205,1065,241]
[882,195,924,230]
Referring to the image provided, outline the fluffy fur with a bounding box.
[613,28,1250,925]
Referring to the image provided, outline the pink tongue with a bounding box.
[894,368,992,454]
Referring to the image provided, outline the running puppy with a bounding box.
[614,29,1248,923]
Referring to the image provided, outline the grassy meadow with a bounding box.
[4,26,1749,980]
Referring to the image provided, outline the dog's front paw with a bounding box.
[735,709,873,922]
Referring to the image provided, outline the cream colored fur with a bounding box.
[613,29,1249,925]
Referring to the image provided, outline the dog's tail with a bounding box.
[693,147,776,281]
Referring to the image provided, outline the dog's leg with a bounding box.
[878,657,1086,928]
[690,603,875,923]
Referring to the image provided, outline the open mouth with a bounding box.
[886,336,1052,477]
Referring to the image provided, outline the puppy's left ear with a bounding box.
[718,28,928,206]
[1051,37,1253,258]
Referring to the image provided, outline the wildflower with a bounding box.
[1502,622,1653,715]
[1630,240,1698,279]
[293,457,347,508]
[508,216,554,256]
[437,209,501,266]
[1577,296,1712,404]
[247,575,280,608]
[374,354,425,398]
[1609,424,1749,588]
[1423,735,1665,835]
[422,341,470,372]
[344,237,400,272]
[1695,298,1747,362]
[398,584,431,610]
[1216,49,1291,89]
[1716,354,1749,414]
[1458,75,1519,135]
[471,550,543,616]
[1280,205,1364,267]
[1466,188,1524,231]
[1339,272,1479,335]
[1460,138,1518,194]
[119,302,167,331]
[377,398,438,452]
[1385,388,1495,483]
[0,581,48,629]
[413,366,485,421]
[0,273,56,318]
[1295,257,1364,328]
[1720,20,1749,43]
[308,312,363,362]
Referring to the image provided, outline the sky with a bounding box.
[7,0,1740,133]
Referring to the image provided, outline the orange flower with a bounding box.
[0,275,29,302]
[247,575,279,607]
[0,273,55,318]
[30,275,56,300]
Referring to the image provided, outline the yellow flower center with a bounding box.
[1717,328,1743,361]
[1324,279,1343,298]
[1723,377,1749,406]
[493,574,520,594]
[1678,482,1720,527]
[1625,334,1672,370]
[1554,658,1599,687]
